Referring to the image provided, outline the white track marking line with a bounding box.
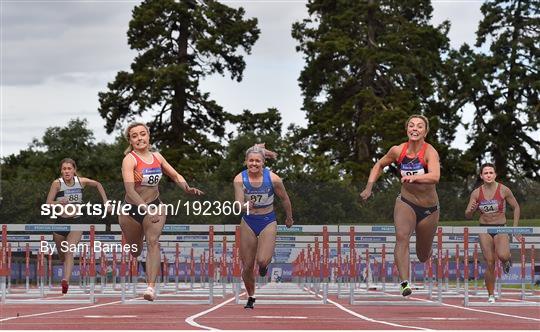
[255,315,307,319]
[306,288,433,331]
[0,300,123,322]
[84,315,137,318]
[407,296,540,322]
[185,292,246,331]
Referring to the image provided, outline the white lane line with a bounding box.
[306,288,433,331]
[324,297,434,330]
[84,315,137,318]
[409,296,540,322]
[0,300,123,322]
[255,315,307,319]
[185,292,246,331]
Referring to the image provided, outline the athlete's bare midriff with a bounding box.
[125,186,159,205]
[400,183,438,207]
[479,212,506,225]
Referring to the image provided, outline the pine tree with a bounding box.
[463,0,539,180]
[98,0,259,172]
[291,0,451,182]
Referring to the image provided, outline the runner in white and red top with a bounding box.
[465,163,521,303]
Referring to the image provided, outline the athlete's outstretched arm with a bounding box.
[271,173,293,228]
[360,145,400,200]
[465,189,479,219]
[155,153,204,196]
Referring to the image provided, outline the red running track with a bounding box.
[1,288,539,330]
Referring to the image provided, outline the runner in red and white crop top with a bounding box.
[130,150,163,187]
[477,182,505,215]
[119,122,204,302]
[359,115,440,298]
[465,164,521,303]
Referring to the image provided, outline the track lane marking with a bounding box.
[185,292,246,330]
[0,299,123,322]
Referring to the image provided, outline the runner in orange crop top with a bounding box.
[119,122,204,301]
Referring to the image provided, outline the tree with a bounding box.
[98,0,260,174]
[291,0,452,183]
[460,0,539,181]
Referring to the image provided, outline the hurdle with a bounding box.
[114,224,218,304]
[239,225,333,306]
[326,225,438,306]
[463,226,540,307]
[1,224,104,304]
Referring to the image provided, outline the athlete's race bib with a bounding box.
[248,192,273,207]
[141,168,162,187]
[64,188,83,203]
[400,163,426,177]
[478,200,499,214]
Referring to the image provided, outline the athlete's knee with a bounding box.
[256,259,269,269]
[485,260,496,271]
[242,260,254,272]
[497,251,511,262]
[395,231,411,244]
[417,252,431,263]
[131,245,143,258]
[146,237,160,250]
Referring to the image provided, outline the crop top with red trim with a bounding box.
[131,151,162,187]
[396,142,428,177]
[477,183,505,214]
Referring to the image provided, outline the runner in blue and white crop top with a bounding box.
[241,167,276,236]
[242,167,275,208]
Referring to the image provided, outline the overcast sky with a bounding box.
[0,0,485,158]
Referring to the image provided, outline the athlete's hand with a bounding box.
[401,175,417,183]
[148,215,161,223]
[185,186,204,195]
[58,197,69,205]
[285,216,294,228]
[468,201,479,212]
[255,143,278,159]
[513,234,523,243]
[359,188,372,201]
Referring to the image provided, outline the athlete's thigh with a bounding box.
[119,215,144,245]
[239,220,257,267]
[493,233,510,257]
[415,211,439,253]
[394,198,416,240]
[256,222,277,262]
[65,231,83,245]
[53,232,66,246]
[478,233,496,262]
[142,213,166,241]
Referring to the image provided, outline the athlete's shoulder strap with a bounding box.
[397,142,409,164]
[478,185,485,201]
[418,143,429,166]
